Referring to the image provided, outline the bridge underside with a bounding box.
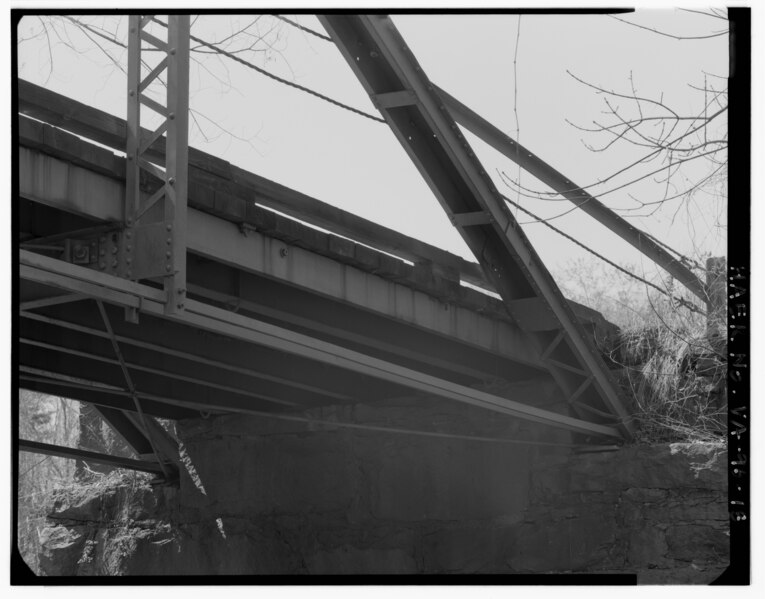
[17,84,628,476]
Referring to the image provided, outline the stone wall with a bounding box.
[32,396,728,580]
[513,442,728,582]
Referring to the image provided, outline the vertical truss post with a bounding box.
[165,17,190,313]
[125,15,190,316]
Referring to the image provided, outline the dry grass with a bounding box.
[615,323,726,443]
[556,257,727,444]
[610,285,726,443]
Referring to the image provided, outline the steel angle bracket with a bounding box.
[319,15,635,439]
[125,15,190,316]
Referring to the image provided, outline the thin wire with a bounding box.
[499,171,704,271]
[273,15,333,42]
[501,193,706,315]
[63,16,127,49]
[19,454,52,477]
[151,17,386,124]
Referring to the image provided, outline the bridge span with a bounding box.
[18,81,629,478]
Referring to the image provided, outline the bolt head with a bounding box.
[169,113,175,120]
[166,264,172,271]
[129,90,135,97]
[99,262,106,269]
[112,260,118,267]
[168,177,175,185]
[166,238,172,245]
[166,224,173,231]
[170,48,176,55]
[166,251,172,258]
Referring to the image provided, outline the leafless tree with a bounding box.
[17,14,291,149]
[500,9,728,232]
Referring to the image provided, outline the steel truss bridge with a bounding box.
[16,15,709,480]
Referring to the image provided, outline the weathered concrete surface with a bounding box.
[158,393,571,575]
[34,397,727,579]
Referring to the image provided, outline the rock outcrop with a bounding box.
[512,442,728,582]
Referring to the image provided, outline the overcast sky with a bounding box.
[16,8,729,291]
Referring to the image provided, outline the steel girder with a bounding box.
[318,15,635,438]
[20,249,623,439]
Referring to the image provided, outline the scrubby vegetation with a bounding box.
[17,391,79,574]
[17,392,137,574]
[555,257,726,444]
